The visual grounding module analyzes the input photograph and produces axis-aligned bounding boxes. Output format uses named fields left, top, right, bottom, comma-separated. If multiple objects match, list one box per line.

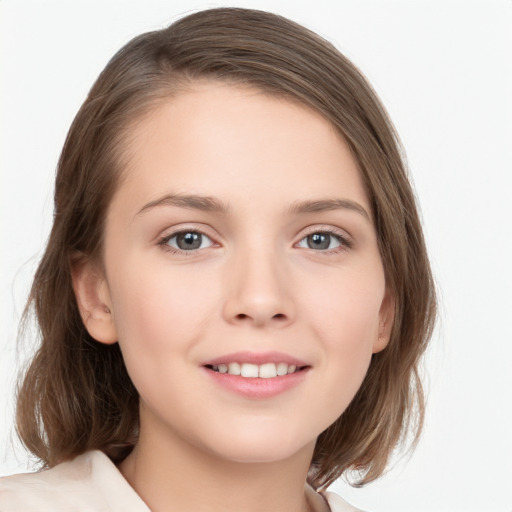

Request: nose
left=222, top=246, right=295, bottom=329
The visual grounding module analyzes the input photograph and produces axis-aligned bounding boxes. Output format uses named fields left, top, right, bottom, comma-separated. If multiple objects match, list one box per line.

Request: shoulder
left=322, top=490, right=367, bottom=512
left=0, top=450, right=149, bottom=512
left=306, top=484, right=366, bottom=512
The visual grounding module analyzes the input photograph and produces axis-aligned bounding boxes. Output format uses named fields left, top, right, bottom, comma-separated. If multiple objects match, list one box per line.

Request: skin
left=74, top=82, right=394, bottom=512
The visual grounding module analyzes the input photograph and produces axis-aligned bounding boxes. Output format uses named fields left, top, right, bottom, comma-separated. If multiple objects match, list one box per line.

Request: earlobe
left=71, top=260, right=118, bottom=345
left=373, top=289, right=395, bottom=353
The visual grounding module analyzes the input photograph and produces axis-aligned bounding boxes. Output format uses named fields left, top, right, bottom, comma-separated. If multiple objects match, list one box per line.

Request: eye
left=161, top=230, right=214, bottom=253
left=296, top=230, right=350, bottom=251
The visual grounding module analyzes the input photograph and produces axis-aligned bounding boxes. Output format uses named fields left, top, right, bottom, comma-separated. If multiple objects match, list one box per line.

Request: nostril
left=234, top=312, right=286, bottom=322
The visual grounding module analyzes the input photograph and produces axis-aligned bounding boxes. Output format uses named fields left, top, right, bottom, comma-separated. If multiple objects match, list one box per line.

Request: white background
left=1, top=1, right=511, bottom=511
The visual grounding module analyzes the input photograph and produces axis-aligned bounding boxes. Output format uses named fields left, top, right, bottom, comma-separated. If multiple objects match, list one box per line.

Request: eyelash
left=299, top=227, right=353, bottom=253
left=158, top=228, right=215, bottom=256
left=158, top=226, right=353, bottom=256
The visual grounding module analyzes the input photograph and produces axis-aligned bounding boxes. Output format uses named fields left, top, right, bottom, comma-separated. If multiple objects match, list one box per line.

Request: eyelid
left=156, top=223, right=353, bottom=256
left=157, top=225, right=220, bottom=256
left=300, top=224, right=352, bottom=238
left=295, top=225, right=354, bottom=251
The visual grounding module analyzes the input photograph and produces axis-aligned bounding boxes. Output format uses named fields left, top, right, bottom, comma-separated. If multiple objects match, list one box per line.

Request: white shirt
left=0, top=450, right=364, bottom=512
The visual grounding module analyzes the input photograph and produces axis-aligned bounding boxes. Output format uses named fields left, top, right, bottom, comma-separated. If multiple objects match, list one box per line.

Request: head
left=16, top=7, right=436, bottom=488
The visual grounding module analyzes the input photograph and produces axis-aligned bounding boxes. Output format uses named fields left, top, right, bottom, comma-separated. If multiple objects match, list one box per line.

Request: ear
left=373, top=288, right=395, bottom=354
left=71, top=260, right=118, bottom=345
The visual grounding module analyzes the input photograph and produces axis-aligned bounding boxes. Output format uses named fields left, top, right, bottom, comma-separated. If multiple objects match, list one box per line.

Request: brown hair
left=16, top=7, right=436, bottom=488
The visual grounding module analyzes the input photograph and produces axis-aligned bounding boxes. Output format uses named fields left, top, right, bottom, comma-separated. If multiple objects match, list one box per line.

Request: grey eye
left=298, top=232, right=342, bottom=250
left=167, top=231, right=213, bottom=251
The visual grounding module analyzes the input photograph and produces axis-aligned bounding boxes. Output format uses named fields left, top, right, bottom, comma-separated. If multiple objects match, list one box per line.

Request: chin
left=210, top=443, right=311, bottom=465
left=198, top=422, right=317, bottom=465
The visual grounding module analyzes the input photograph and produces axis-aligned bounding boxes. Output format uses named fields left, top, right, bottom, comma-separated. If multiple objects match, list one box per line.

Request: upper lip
left=202, top=351, right=309, bottom=367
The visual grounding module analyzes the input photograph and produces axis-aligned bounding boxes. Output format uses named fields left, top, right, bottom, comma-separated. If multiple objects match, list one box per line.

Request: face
left=79, top=82, right=393, bottom=465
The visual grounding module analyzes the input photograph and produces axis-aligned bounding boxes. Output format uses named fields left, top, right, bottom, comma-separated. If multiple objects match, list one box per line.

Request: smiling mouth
left=205, top=362, right=308, bottom=379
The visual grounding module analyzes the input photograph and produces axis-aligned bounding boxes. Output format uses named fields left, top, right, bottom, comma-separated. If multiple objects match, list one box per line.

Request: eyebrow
left=287, top=198, right=371, bottom=221
left=137, top=193, right=370, bottom=221
left=137, top=194, right=230, bottom=216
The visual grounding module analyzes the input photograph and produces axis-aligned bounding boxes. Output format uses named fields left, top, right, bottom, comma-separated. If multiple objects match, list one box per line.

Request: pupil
left=308, top=233, right=329, bottom=250
left=177, top=232, right=201, bottom=250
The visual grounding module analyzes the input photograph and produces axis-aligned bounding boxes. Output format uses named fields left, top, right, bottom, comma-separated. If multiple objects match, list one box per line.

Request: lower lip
left=203, top=368, right=309, bottom=399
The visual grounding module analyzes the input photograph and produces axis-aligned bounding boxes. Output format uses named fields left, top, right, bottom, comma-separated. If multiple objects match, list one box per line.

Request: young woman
left=0, top=8, right=436, bottom=512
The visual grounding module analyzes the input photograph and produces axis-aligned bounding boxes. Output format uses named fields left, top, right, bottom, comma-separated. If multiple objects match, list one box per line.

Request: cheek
left=106, top=258, right=220, bottom=390
left=110, top=258, right=213, bottom=339
left=308, top=267, right=384, bottom=344
left=304, top=270, right=385, bottom=400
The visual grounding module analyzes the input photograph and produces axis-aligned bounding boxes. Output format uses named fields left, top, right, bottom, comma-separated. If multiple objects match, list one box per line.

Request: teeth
left=211, top=362, right=301, bottom=378
left=241, top=363, right=259, bottom=378
left=228, top=362, right=241, bottom=375
left=276, top=362, right=288, bottom=376
left=259, top=363, right=277, bottom=379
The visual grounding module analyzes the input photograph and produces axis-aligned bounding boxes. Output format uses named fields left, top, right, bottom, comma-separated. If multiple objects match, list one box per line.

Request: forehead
left=111, top=82, right=370, bottom=216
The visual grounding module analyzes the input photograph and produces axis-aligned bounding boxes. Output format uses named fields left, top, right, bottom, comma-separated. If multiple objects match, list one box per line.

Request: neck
left=119, top=414, right=317, bottom=512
